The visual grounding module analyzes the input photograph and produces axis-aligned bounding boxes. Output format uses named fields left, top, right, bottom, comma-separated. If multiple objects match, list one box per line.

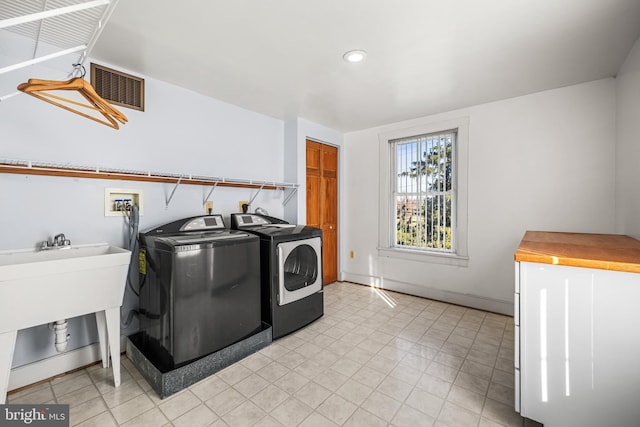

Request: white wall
left=342, top=79, right=617, bottom=314
left=0, top=61, right=286, bottom=368
left=616, top=36, right=640, bottom=238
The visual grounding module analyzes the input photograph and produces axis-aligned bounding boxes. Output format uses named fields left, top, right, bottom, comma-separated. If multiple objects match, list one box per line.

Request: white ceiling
left=90, top=0, right=640, bottom=132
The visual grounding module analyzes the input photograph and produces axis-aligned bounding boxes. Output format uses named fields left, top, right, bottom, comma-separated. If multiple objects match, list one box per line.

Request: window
left=393, top=130, right=456, bottom=252
left=378, top=117, right=468, bottom=266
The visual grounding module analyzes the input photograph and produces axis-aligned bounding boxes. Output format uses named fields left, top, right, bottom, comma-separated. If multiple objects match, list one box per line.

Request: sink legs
left=95, top=307, right=121, bottom=387
left=95, top=311, right=110, bottom=369
left=0, top=308, right=121, bottom=404
left=0, top=330, right=17, bottom=404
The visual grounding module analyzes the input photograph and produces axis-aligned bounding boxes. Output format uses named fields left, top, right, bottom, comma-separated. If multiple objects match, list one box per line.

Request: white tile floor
left=8, top=282, right=524, bottom=426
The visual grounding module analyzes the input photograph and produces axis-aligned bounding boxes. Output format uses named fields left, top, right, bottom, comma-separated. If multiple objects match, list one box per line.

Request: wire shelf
left=0, top=157, right=298, bottom=191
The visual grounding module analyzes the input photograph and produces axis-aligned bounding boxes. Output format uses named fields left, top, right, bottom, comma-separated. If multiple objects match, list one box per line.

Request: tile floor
left=8, top=282, right=524, bottom=426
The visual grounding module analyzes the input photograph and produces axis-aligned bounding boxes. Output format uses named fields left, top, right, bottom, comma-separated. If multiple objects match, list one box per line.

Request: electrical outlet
left=205, top=201, right=214, bottom=213
left=239, top=200, right=249, bottom=212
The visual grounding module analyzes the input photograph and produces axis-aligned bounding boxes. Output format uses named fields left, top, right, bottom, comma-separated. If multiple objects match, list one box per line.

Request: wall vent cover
left=91, top=63, right=145, bottom=111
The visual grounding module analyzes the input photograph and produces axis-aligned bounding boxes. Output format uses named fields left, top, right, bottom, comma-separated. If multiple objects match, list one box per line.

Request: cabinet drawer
left=514, top=292, right=520, bottom=326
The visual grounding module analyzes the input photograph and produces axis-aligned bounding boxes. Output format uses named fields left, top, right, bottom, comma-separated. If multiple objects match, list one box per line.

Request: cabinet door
left=519, top=262, right=640, bottom=426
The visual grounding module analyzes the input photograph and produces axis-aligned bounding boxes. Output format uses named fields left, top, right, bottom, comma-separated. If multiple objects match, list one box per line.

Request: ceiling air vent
left=91, top=63, right=145, bottom=111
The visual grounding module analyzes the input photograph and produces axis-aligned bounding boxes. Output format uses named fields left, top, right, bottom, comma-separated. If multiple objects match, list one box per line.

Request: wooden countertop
left=515, top=231, right=640, bottom=273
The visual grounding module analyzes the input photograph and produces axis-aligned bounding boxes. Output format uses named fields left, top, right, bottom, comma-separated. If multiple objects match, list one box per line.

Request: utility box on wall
left=105, top=188, right=143, bottom=216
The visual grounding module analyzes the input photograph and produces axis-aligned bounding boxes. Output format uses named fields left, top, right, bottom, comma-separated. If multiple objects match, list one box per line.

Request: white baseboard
left=8, top=336, right=127, bottom=392
left=340, top=272, right=513, bottom=315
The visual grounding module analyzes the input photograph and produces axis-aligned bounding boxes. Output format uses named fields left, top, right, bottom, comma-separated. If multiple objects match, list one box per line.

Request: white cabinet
left=515, top=261, right=640, bottom=426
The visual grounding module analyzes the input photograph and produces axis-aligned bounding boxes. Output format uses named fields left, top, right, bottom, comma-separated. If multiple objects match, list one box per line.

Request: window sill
left=378, top=247, right=469, bottom=267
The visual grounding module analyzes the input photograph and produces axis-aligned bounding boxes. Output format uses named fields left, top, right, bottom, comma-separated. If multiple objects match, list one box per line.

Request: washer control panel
left=179, top=215, right=225, bottom=231
left=234, top=214, right=271, bottom=226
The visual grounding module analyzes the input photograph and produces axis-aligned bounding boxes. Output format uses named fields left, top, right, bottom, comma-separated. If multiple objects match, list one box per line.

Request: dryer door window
left=283, top=244, right=318, bottom=291
left=277, top=236, right=322, bottom=305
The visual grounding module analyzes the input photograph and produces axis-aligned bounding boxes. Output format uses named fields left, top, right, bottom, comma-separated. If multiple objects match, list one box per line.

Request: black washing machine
left=230, top=213, right=323, bottom=339
left=137, top=215, right=261, bottom=371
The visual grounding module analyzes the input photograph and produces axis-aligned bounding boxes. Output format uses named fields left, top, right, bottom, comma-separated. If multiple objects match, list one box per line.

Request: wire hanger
left=17, top=64, right=128, bottom=129
left=73, top=63, right=87, bottom=78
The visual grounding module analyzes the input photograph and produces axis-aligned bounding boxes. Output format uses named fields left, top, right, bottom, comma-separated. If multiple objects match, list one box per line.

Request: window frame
left=378, top=117, right=469, bottom=267
left=392, top=129, right=457, bottom=253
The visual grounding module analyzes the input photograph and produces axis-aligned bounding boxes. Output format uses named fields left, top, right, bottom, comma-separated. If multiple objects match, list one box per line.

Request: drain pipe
left=53, top=320, right=69, bottom=352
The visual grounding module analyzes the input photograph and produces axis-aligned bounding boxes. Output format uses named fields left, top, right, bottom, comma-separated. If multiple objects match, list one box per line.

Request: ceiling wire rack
left=0, top=158, right=299, bottom=207
left=0, top=0, right=120, bottom=102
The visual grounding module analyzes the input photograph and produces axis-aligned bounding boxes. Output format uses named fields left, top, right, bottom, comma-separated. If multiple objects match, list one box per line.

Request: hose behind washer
left=121, top=205, right=139, bottom=328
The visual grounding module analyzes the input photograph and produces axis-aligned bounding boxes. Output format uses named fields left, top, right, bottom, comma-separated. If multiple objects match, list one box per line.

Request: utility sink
left=0, top=244, right=130, bottom=331
left=0, top=243, right=131, bottom=403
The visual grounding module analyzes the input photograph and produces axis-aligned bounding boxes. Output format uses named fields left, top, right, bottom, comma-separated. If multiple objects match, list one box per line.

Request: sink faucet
left=41, top=233, right=71, bottom=250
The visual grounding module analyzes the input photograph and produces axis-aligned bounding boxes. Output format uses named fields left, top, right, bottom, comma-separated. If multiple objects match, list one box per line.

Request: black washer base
left=126, top=323, right=272, bottom=399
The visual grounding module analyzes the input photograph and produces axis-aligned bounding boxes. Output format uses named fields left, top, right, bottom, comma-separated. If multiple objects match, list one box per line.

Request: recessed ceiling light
left=343, top=50, right=367, bottom=63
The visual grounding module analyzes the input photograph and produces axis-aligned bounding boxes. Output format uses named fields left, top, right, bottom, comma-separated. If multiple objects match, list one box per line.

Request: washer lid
left=248, top=225, right=322, bottom=239
left=152, top=231, right=257, bottom=250
left=171, top=233, right=252, bottom=244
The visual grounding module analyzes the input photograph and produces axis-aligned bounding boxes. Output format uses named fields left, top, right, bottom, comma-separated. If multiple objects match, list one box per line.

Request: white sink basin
left=0, top=243, right=130, bottom=332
